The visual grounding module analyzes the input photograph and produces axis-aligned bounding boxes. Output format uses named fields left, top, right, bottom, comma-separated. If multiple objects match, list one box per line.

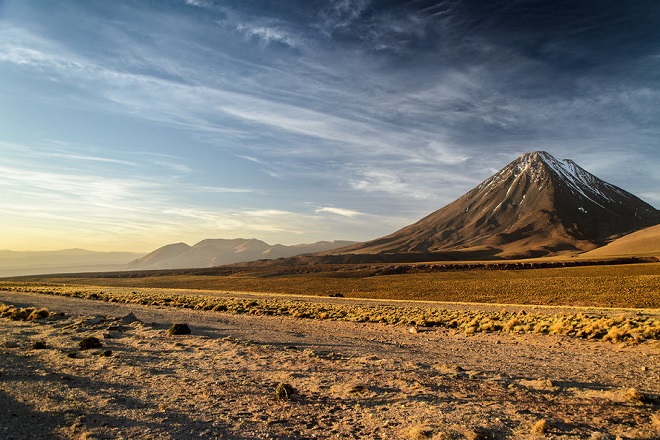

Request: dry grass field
left=2, top=261, right=659, bottom=344
left=17, top=261, right=660, bottom=308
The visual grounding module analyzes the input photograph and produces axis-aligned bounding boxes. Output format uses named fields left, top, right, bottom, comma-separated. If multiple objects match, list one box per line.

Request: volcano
left=334, top=151, right=660, bottom=259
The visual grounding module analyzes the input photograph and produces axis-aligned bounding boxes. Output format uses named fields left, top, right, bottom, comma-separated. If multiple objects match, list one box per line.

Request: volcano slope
left=328, top=151, right=660, bottom=261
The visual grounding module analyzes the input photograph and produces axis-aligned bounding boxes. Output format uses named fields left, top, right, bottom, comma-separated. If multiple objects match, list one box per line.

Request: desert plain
left=1, top=260, right=659, bottom=439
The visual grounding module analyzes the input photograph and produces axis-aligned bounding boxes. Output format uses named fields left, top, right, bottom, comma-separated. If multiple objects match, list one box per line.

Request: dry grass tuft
left=624, top=388, right=650, bottom=404
left=27, top=308, right=51, bottom=320
left=530, top=419, right=547, bottom=435
left=651, top=412, right=660, bottom=432
left=275, top=382, right=295, bottom=402
left=402, top=425, right=434, bottom=440
left=463, top=427, right=490, bottom=440
left=0, top=303, right=51, bottom=321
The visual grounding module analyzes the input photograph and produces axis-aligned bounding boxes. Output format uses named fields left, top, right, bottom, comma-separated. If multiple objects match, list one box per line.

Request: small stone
left=79, top=336, right=102, bottom=350
left=121, top=312, right=140, bottom=324
left=168, top=323, right=191, bottom=335
left=408, top=326, right=418, bottom=334
left=31, top=341, right=47, bottom=350
left=100, top=350, right=112, bottom=357
left=4, top=341, right=19, bottom=348
left=85, top=316, right=103, bottom=325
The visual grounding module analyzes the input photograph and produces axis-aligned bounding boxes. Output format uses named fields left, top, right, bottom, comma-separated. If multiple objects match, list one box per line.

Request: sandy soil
left=1, top=291, right=659, bottom=439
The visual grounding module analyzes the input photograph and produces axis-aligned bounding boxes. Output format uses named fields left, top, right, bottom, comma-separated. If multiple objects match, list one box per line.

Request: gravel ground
left=1, top=291, right=659, bottom=439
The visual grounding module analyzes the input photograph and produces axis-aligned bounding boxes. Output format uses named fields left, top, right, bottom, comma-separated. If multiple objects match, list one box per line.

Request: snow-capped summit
left=332, top=151, right=660, bottom=259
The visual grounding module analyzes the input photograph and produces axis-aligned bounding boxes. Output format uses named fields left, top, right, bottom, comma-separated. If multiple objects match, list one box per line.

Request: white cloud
left=183, top=184, right=256, bottom=194
left=321, top=0, right=370, bottom=31
left=421, top=141, right=470, bottom=165
left=0, top=24, right=475, bottom=175
left=0, top=165, right=161, bottom=210
left=236, top=155, right=264, bottom=164
left=47, top=152, right=137, bottom=167
left=236, top=23, right=299, bottom=48
left=315, top=207, right=363, bottom=217
left=161, top=207, right=314, bottom=235
left=184, top=0, right=211, bottom=8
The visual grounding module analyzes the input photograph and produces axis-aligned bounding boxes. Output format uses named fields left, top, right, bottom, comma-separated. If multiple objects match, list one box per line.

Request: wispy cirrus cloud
left=315, top=207, right=363, bottom=218
left=1, top=0, right=658, bottom=252
left=183, top=185, right=256, bottom=194
left=235, top=23, right=300, bottom=48
left=184, top=0, right=211, bottom=8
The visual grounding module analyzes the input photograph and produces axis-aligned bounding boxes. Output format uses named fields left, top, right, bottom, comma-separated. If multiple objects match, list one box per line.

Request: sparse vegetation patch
left=0, top=303, right=53, bottom=321
left=1, top=284, right=659, bottom=344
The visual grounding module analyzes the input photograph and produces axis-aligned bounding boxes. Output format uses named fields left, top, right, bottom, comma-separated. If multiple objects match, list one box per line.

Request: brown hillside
left=582, top=224, right=660, bottom=258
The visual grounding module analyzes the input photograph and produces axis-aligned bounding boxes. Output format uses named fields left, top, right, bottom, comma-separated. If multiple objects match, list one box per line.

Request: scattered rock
left=409, top=326, right=418, bottom=334
left=31, top=341, right=47, bottom=350
left=349, top=384, right=369, bottom=394
left=79, top=336, right=102, bottom=350
left=121, top=312, right=140, bottom=324
left=168, top=323, right=191, bottom=335
left=100, top=350, right=113, bottom=357
left=85, top=316, right=103, bottom=325
left=4, top=341, right=20, bottom=348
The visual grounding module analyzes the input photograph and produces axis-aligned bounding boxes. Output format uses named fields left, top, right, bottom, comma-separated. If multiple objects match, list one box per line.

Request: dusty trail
left=1, top=290, right=659, bottom=439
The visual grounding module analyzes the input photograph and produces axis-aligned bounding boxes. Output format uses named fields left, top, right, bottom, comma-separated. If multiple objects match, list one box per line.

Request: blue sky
left=1, top=0, right=659, bottom=252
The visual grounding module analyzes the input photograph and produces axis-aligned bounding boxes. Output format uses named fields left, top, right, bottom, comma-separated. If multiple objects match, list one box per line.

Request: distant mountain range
left=126, top=239, right=357, bottom=270
left=0, top=240, right=358, bottom=277
left=3, top=151, right=658, bottom=277
left=0, top=249, right=144, bottom=277
left=319, top=151, right=660, bottom=261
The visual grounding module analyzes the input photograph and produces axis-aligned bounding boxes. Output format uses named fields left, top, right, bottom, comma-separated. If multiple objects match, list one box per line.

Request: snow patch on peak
left=524, top=151, right=635, bottom=208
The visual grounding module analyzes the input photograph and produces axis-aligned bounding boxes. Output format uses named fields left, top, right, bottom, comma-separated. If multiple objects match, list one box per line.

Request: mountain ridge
left=126, top=239, right=358, bottom=270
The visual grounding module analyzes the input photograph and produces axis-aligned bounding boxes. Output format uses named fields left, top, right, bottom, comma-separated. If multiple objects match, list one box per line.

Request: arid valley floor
left=1, top=261, right=659, bottom=439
